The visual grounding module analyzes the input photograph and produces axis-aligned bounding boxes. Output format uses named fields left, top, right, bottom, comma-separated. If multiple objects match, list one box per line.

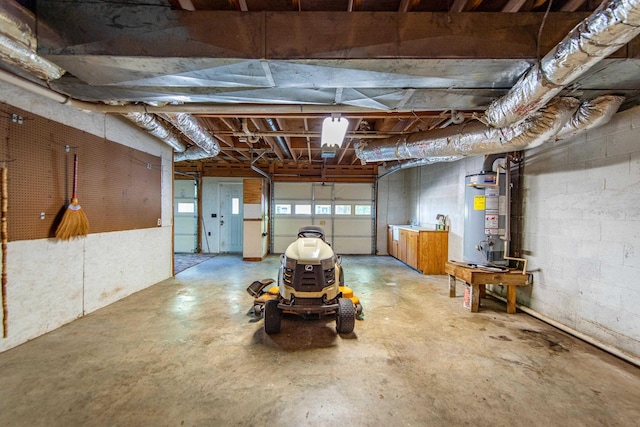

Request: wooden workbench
left=445, top=261, right=531, bottom=314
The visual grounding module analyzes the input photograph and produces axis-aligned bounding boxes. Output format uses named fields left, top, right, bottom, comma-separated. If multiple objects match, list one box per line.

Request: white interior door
left=174, top=179, right=197, bottom=253
left=219, top=183, right=243, bottom=253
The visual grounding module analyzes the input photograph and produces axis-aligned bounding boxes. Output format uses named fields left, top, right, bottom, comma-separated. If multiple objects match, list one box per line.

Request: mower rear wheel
left=336, top=298, right=355, bottom=334
left=264, top=299, right=281, bottom=334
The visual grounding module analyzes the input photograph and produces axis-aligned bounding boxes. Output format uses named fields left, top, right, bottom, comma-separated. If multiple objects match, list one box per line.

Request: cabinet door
left=406, top=231, right=418, bottom=269
left=398, top=230, right=406, bottom=262
left=418, top=231, right=449, bottom=274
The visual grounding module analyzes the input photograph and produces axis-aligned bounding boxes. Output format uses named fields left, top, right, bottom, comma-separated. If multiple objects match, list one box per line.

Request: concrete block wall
left=518, top=105, right=640, bottom=358
left=0, top=81, right=174, bottom=353
left=406, top=105, right=640, bottom=359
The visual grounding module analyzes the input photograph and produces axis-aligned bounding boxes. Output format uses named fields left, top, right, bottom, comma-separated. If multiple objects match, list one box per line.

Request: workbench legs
left=449, top=274, right=481, bottom=312
left=506, top=284, right=516, bottom=314
left=448, top=274, right=517, bottom=314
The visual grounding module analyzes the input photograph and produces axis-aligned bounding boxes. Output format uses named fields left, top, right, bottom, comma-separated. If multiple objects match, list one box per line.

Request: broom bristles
left=55, top=198, right=89, bottom=240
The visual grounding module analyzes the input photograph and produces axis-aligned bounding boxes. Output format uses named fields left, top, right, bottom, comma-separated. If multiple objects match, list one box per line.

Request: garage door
left=272, top=182, right=374, bottom=254
left=174, top=179, right=197, bottom=253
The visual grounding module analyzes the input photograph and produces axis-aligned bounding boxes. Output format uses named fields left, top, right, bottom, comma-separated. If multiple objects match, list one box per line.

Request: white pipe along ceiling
left=0, top=0, right=639, bottom=168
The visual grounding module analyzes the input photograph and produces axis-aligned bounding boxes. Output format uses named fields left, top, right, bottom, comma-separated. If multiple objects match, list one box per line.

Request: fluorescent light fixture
left=321, top=116, right=349, bottom=147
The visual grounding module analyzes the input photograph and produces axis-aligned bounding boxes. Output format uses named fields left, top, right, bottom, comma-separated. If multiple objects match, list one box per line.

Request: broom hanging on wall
left=55, top=153, right=89, bottom=240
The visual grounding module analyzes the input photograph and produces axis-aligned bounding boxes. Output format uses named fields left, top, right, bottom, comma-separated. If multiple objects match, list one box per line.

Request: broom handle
left=2, top=167, right=7, bottom=338
left=72, top=154, right=78, bottom=200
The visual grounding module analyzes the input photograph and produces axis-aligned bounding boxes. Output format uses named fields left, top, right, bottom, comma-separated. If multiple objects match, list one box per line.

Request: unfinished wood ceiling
left=18, top=0, right=640, bottom=181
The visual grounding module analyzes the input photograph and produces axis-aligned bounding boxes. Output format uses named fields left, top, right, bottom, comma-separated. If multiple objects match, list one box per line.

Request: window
left=315, top=204, right=331, bottom=215
left=355, top=205, right=371, bottom=215
left=177, top=203, right=195, bottom=213
left=335, top=204, right=351, bottom=215
left=275, top=204, right=291, bottom=214
left=232, top=198, right=240, bottom=215
left=295, top=204, right=312, bottom=215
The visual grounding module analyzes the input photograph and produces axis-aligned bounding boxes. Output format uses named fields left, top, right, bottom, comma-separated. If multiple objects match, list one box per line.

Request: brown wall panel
left=0, top=103, right=161, bottom=241
left=243, top=179, right=263, bottom=204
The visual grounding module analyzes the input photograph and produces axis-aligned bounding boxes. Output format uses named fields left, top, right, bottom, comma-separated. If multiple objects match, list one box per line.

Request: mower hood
left=285, top=237, right=334, bottom=263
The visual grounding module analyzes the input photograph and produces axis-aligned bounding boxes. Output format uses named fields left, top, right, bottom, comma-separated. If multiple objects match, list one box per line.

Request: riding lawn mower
left=247, top=225, right=363, bottom=334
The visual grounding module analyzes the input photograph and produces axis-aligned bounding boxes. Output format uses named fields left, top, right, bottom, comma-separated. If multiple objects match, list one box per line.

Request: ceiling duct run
left=356, top=97, right=580, bottom=163
left=122, top=113, right=186, bottom=153
left=174, top=146, right=214, bottom=162
left=264, top=118, right=293, bottom=159
left=378, top=156, right=463, bottom=180
left=483, top=0, right=640, bottom=129
left=356, top=95, right=624, bottom=163
left=162, top=113, right=221, bottom=159
left=0, top=2, right=64, bottom=81
left=555, top=94, right=625, bottom=139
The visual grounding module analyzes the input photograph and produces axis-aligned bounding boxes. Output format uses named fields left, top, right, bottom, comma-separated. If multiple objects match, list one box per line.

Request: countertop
left=389, top=224, right=448, bottom=232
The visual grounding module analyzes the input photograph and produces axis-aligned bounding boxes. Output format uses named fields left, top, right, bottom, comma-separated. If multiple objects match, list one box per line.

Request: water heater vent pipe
left=500, top=156, right=528, bottom=274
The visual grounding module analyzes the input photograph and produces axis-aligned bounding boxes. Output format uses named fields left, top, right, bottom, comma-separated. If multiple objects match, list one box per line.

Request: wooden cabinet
left=418, top=230, right=448, bottom=274
left=388, top=225, right=448, bottom=274
left=398, top=228, right=408, bottom=262
left=405, top=230, right=418, bottom=269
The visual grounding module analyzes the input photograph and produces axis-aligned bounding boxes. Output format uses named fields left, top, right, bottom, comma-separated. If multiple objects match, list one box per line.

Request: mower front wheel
left=336, top=298, right=355, bottom=334
left=264, top=299, right=281, bottom=334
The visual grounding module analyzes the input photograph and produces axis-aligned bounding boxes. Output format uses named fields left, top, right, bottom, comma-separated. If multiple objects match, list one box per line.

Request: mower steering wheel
left=298, top=231, right=323, bottom=239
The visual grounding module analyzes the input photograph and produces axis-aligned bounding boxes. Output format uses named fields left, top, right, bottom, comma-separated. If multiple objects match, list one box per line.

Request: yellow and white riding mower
left=247, top=226, right=363, bottom=334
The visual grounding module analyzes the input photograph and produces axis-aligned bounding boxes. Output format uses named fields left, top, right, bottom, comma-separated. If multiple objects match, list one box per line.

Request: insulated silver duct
left=377, top=157, right=462, bottom=180
left=174, top=146, right=212, bottom=162
left=0, top=0, right=35, bottom=48
left=265, top=118, right=293, bottom=159
left=0, top=27, right=65, bottom=82
left=122, top=112, right=186, bottom=153
left=356, top=97, right=580, bottom=163
left=163, top=113, right=220, bottom=157
left=555, top=94, right=625, bottom=139
left=484, top=0, right=640, bottom=128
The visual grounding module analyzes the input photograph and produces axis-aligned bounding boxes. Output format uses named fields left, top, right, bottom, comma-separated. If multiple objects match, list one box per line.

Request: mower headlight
left=321, top=257, right=334, bottom=270
left=282, top=256, right=297, bottom=286
left=284, top=255, right=297, bottom=270
left=321, top=257, right=336, bottom=286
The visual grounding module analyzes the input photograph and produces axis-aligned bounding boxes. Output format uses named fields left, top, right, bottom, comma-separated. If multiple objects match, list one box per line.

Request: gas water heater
left=463, top=171, right=508, bottom=266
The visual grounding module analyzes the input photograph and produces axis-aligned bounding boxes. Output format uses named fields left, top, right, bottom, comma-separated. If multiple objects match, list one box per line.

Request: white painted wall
left=376, top=167, right=411, bottom=254
left=405, top=105, right=640, bottom=358
left=0, top=81, right=173, bottom=353
left=405, top=157, right=483, bottom=261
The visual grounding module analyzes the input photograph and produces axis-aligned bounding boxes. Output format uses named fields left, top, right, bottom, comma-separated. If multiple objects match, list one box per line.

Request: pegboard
left=0, top=102, right=161, bottom=241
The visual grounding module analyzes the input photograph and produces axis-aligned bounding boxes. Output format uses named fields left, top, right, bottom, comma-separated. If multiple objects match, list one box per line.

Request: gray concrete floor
left=1, top=255, right=639, bottom=426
